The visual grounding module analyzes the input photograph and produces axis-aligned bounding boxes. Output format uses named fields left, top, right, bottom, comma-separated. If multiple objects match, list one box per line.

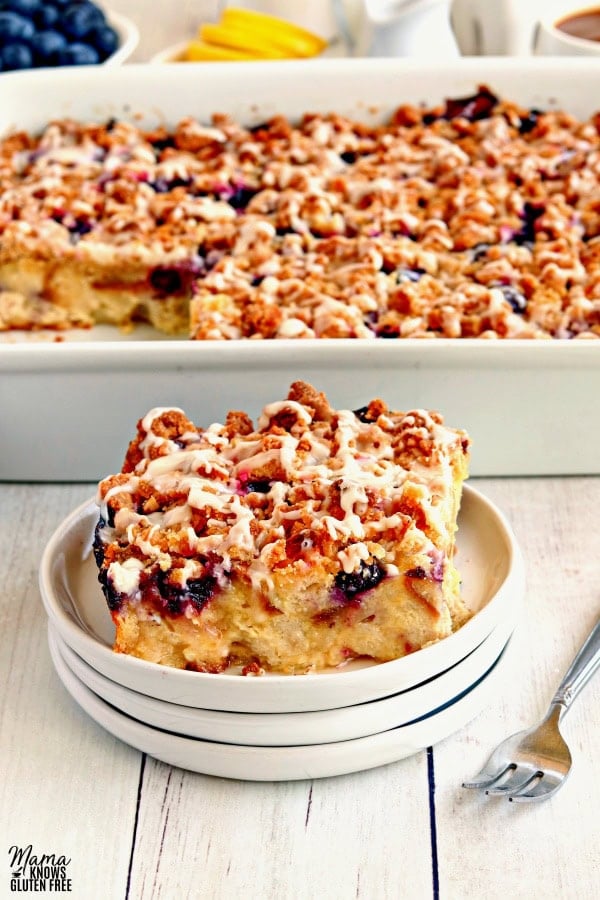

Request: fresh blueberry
left=519, top=108, right=543, bottom=135
left=353, top=405, right=374, bottom=423
left=68, top=218, right=93, bottom=241
left=496, top=284, right=528, bottom=313
left=226, top=185, right=257, bottom=210
left=57, top=42, right=100, bottom=65
left=149, top=134, right=176, bottom=152
left=362, top=311, right=378, bottom=332
left=29, top=29, right=67, bottom=65
left=98, top=571, right=125, bottom=611
left=104, top=503, right=116, bottom=528
left=0, top=0, right=41, bottom=15
left=62, top=2, right=105, bottom=40
left=0, top=11, right=35, bottom=44
left=513, top=202, right=544, bottom=245
left=95, top=553, right=125, bottom=611
left=33, top=4, right=59, bottom=29
left=87, top=23, right=118, bottom=60
left=334, top=560, right=386, bottom=600
left=150, top=267, right=184, bottom=295
left=92, top=518, right=106, bottom=567
left=157, top=572, right=216, bottom=615
left=149, top=260, right=204, bottom=295
left=377, top=326, right=400, bottom=338
left=469, top=242, right=491, bottom=262
left=396, top=267, right=425, bottom=283
left=185, top=577, right=217, bottom=611
left=150, top=176, right=191, bottom=193
left=0, top=41, right=32, bottom=69
left=149, top=177, right=169, bottom=193
left=442, top=87, right=498, bottom=122
left=247, top=480, right=271, bottom=493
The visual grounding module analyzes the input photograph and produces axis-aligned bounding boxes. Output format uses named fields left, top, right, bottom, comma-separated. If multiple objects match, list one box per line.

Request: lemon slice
left=185, top=39, right=258, bottom=62
left=221, top=7, right=327, bottom=57
left=200, top=24, right=290, bottom=59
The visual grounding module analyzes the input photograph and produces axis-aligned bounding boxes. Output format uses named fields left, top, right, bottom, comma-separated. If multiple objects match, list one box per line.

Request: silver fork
left=463, top=615, right=600, bottom=802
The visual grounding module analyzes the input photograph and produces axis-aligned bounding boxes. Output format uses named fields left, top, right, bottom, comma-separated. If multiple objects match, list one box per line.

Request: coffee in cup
left=534, top=3, right=600, bottom=55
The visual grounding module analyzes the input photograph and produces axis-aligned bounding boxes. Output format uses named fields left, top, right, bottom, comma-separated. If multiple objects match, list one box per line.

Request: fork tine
left=484, top=768, right=539, bottom=796
left=462, top=765, right=515, bottom=790
left=508, top=773, right=566, bottom=803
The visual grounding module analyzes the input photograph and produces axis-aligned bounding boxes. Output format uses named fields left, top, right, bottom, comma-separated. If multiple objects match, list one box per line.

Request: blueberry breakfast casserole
left=94, top=382, right=471, bottom=674
left=2, top=86, right=600, bottom=338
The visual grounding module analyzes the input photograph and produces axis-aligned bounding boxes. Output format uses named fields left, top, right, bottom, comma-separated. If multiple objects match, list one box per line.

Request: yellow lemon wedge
left=180, top=7, right=328, bottom=63
left=185, top=40, right=258, bottom=62
left=199, top=23, right=290, bottom=58
left=220, top=7, right=328, bottom=57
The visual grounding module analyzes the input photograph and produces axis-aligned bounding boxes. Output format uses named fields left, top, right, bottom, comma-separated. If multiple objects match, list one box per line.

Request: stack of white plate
left=40, top=485, right=525, bottom=782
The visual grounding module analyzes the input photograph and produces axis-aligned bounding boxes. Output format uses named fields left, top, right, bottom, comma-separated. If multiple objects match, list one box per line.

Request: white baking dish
left=1, top=58, right=599, bottom=480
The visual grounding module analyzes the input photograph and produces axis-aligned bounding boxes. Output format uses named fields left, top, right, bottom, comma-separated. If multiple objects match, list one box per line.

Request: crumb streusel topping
left=95, top=382, right=468, bottom=612
left=3, top=86, right=600, bottom=338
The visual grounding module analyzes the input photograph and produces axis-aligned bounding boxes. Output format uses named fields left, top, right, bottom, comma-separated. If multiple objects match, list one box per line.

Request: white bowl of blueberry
left=0, top=1, right=139, bottom=71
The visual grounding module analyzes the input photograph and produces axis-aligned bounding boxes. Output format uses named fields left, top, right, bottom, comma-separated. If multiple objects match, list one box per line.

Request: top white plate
left=39, top=483, right=524, bottom=713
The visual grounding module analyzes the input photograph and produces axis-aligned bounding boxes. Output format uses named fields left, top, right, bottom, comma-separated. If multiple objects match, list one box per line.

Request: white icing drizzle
left=108, top=558, right=144, bottom=595
left=97, top=394, right=466, bottom=598
left=258, top=400, right=313, bottom=430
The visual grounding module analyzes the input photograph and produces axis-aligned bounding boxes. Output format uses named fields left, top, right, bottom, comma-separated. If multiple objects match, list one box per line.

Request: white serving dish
left=1, top=59, right=599, bottom=479
left=47, top=620, right=512, bottom=781
left=103, top=10, right=140, bottom=65
left=51, top=612, right=515, bottom=745
left=38, top=483, right=525, bottom=714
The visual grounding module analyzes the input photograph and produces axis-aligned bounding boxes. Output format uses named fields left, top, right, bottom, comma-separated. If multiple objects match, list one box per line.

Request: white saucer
left=39, top=484, right=524, bottom=713
left=149, top=39, right=347, bottom=64
left=47, top=624, right=512, bottom=781
left=50, top=611, right=516, bottom=746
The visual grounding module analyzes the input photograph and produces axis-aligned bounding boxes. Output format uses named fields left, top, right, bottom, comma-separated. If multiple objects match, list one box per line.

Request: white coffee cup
left=533, top=2, right=600, bottom=55
left=450, top=0, right=562, bottom=56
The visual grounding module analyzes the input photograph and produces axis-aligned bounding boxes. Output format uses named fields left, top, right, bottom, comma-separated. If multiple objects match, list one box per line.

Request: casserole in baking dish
left=1, top=59, right=598, bottom=478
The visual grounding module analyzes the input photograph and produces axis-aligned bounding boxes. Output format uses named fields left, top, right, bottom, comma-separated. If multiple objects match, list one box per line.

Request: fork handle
left=551, top=616, right=600, bottom=714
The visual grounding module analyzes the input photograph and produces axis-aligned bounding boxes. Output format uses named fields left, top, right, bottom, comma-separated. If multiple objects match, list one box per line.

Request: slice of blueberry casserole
left=94, top=382, right=471, bottom=674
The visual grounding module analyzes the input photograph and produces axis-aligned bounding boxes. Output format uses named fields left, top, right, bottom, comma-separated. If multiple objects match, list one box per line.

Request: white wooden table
left=1, top=478, right=599, bottom=899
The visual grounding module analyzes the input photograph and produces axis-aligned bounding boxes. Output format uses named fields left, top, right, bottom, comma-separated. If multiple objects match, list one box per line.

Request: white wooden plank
left=128, top=752, right=434, bottom=900
left=0, top=485, right=139, bottom=900
left=434, top=478, right=600, bottom=900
